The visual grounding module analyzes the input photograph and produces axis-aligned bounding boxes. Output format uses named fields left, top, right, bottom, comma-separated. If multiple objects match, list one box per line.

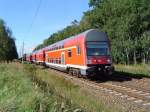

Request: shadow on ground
left=36, top=65, right=150, bottom=83
left=92, top=71, right=150, bottom=83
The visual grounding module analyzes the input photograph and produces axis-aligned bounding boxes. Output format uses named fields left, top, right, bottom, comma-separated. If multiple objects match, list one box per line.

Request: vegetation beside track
left=0, top=63, right=82, bottom=112
left=2, top=63, right=148, bottom=112
left=23, top=64, right=127, bottom=112
left=115, top=64, right=150, bottom=77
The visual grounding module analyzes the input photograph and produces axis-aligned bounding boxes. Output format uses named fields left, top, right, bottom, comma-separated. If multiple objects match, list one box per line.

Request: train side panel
left=36, top=50, right=45, bottom=65
left=64, top=35, right=85, bottom=66
left=45, top=34, right=86, bottom=72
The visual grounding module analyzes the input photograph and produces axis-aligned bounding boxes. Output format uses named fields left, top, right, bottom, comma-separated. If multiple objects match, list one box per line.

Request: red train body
left=36, top=49, right=46, bottom=65
left=26, top=29, right=114, bottom=76
left=26, top=54, right=32, bottom=62
left=31, top=51, right=37, bottom=63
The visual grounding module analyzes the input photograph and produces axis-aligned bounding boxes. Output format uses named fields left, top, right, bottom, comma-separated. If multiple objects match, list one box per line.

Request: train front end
left=85, top=29, right=114, bottom=76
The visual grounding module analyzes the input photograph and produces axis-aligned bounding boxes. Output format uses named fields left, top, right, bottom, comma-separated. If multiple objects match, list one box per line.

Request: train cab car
left=45, top=29, right=114, bottom=77
left=84, top=30, right=114, bottom=76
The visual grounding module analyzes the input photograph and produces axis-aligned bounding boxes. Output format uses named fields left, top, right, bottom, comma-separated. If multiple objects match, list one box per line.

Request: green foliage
left=115, top=64, right=150, bottom=77
left=88, top=0, right=150, bottom=64
left=34, top=0, right=150, bottom=64
left=27, top=64, right=122, bottom=112
left=0, top=63, right=84, bottom=112
left=0, top=19, right=18, bottom=61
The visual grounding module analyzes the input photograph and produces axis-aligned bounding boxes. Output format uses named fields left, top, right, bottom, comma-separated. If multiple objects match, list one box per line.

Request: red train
left=26, top=29, right=114, bottom=77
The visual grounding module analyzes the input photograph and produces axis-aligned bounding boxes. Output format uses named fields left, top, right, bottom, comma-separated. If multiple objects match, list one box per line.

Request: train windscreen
left=86, top=42, right=110, bottom=56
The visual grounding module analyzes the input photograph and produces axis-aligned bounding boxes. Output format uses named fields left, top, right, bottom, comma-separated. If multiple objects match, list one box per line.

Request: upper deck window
left=87, top=42, right=110, bottom=56
left=76, top=45, right=81, bottom=55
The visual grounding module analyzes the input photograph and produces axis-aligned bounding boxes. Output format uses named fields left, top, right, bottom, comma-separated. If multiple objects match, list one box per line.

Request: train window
left=56, top=59, right=58, bottom=63
left=56, top=58, right=58, bottom=64
left=55, top=59, right=57, bottom=63
left=59, top=58, right=61, bottom=64
left=87, top=42, right=110, bottom=56
left=68, top=49, right=72, bottom=57
left=76, top=45, right=81, bottom=55
left=58, top=59, right=59, bottom=63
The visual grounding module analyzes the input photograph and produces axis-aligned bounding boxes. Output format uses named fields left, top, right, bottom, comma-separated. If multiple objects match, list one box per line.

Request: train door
left=61, top=52, right=65, bottom=65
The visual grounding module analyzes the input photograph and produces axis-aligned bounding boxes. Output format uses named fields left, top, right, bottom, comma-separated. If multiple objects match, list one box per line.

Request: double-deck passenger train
left=26, top=29, right=114, bottom=77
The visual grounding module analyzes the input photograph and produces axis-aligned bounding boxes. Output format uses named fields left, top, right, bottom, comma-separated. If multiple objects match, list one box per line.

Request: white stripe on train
left=45, top=62, right=89, bottom=70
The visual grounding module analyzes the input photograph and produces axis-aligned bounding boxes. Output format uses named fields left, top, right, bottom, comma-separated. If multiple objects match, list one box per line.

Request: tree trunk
left=146, top=51, right=149, bottom=64
left=133, top=50, right=137, bottom=65
left=125, top=48, right=129, bottom=65
left=143, top=53, right=146, bottom=64
left=143, top=49, right=149, bottom=64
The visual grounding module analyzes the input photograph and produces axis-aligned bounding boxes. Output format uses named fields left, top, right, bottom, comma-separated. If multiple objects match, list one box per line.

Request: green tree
left=0, top=19, right=18, bottom=61
left=88, top=0, right=150, bottom=64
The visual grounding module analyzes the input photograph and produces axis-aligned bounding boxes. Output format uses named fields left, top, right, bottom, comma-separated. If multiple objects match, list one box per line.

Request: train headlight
left=98, top=59, right=101, bottom=63
left=107, top=59, right=112, bottom=63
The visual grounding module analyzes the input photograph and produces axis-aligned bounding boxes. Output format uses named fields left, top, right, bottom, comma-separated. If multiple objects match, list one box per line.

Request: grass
left=115, top=64, right=150, bottom=77
left=0, top=63, right=82, bottom=112
left=23, top=64, right=123, bottom=112
left=1, top=63, right=139, bottom=112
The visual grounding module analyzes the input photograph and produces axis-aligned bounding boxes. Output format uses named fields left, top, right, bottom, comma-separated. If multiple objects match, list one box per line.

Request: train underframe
left=67, top=64, right=114, bottom=78
left=86, top=64, right=114, bottom=77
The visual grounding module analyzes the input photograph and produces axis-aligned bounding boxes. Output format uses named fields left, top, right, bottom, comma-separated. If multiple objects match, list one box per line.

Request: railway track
left=76, top=79, right=150, bottom=109
left=46, top=68, right=150, bottom=110
left=105, top=74, right=150, bottom=93
left=34, top=64, right=150, bottom=110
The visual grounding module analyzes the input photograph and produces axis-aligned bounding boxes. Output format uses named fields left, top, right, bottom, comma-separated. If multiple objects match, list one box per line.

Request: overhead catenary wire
left=27, top=0, right=42, bottom=35
left=22, top=0, right=42, bottom=56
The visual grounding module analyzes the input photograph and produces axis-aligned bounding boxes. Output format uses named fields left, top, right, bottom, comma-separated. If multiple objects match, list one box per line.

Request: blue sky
left=0, top=0, right=89, bottom=55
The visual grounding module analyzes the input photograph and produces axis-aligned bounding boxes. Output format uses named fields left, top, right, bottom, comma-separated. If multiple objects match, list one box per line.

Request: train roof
left=35, top=29, right=108, bottom=52
left=84, top=29, right=108, bottom=42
